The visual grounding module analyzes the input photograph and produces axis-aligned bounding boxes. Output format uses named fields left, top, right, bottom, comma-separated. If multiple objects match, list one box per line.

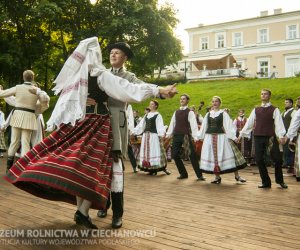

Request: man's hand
left=159, top=83, right=178, bottom=99
left=235, top=137, right=241, bottom=144
left=280, top=137, right=288, bottom=145
left=86, top=97, right=97, bottom=106
left=28, top=86, right=39, bottom=95
left=279, top=137, right=287, bottom=145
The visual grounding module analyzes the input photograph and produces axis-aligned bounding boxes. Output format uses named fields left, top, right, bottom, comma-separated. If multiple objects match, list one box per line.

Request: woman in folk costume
left=0, top=71, right=50, bottom=170
left=197, top=96, right=247, bottom=184
left=132, top=100, right=171, bottom=175
left=233, top=109, right=252, bottom=163
left=5, top=37, right=177, bottom=229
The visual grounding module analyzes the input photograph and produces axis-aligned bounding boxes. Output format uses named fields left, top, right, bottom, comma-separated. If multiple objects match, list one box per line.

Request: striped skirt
left=4, top=114, right=113, bottom=210
left=0, top=131, right=6, bottom=152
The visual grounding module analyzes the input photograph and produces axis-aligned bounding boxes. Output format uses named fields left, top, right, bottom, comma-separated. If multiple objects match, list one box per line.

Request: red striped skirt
left=4, top=114, right=113, bottom=210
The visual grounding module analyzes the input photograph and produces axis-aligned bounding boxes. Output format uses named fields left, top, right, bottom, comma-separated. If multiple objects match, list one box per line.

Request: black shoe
left=177, top=175, right=188, bottom=179
left=278, top=183, right=288, bottom=189
left=196, top=176, right=206, bottom=181
left=148, top=171, right=157, bottom=175
left=133, top=169, right=138, bottom=173
left=74, top=210, right=98, bottom=229
left=235, top=176, right=247, bottom=183
left=97, top=209, right=107, bottom=218
left=296, top=177, right=300, bottom=182
left=163, top=169, right=171, bottom=175
left=211, top=177, right=221, bottom=184
left=258, top=184, right=271, bottom=188
left=74, top=211, right=91, bottom=225
left=112, top=217, right=122, bottom=229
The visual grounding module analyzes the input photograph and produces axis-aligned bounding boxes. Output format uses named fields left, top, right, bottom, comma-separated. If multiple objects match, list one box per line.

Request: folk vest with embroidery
left=236, top=117, right=247, bottom=132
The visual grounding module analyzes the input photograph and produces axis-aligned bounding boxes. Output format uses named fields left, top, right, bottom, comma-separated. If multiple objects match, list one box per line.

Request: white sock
left=78, top=200, right=92, bottom=216
left=76, top=196, right=84, bottom=209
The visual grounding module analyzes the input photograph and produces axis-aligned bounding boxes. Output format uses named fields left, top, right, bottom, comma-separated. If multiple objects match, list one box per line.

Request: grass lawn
left=42, top=77, right=299, bottom=126
left=132, top=77, right=300, bottom=124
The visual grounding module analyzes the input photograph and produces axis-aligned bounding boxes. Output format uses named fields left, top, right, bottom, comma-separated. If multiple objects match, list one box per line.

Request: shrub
left=142, top=76, right=186, bottom=86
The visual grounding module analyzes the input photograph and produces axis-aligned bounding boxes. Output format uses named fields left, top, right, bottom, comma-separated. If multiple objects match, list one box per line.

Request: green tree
left=0, top=0, right=182, bottom=91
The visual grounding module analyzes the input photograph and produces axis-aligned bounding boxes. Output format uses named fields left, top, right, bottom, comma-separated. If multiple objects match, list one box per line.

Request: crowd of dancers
left=129, top=93, right=300, bottom=188
left=0, top=37, right=299, bottom=232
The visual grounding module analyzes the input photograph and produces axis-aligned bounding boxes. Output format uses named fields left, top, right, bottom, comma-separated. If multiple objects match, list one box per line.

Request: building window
left=287, top=24, right=298, bottom=40
left=233, top=32, right=243, bottom=46
left=257, top=58, right=270, bottom=78
left=216, top=33, right=225, bottom=48
left=285, top=56, right=300, bottom=77
left=201, top=37, right=208, bottom=50
left=236, top=60, right=245, bottom=69
left=258, top=28, right=268, bottom=43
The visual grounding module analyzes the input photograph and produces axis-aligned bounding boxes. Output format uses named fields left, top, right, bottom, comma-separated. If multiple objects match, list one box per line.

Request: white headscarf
left=47, top=37, right=105, bottom=131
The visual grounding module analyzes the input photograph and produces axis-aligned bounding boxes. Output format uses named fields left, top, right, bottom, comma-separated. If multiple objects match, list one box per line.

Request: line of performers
left=130, top=91, right=300, bottom=189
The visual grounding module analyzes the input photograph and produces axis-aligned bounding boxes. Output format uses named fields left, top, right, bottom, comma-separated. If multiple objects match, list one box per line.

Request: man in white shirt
left=238, top=89, right=287, bottom=188
left=166, top=94, right=205, bottom=181
left=284, top=109, right=300, bottom=181
left=281, top=98, right=296, bottom=173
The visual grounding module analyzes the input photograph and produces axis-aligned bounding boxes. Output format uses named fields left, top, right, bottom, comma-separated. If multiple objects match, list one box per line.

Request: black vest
left=282, top=109, right=294, bottom=130
left=144, top=114, right=158, bottom=133
left=86, top=75, right=109, bottom=114
left=206, top=112, right=224, bottom=134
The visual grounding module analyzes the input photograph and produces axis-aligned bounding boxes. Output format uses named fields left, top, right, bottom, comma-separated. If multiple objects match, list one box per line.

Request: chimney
left=274, top=8, right=282, bottom=15
left=260, top=10, right=268, bottom=17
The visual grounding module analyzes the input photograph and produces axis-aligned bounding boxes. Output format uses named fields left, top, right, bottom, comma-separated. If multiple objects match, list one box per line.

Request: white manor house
left=157, top=9, right=300, bottom=80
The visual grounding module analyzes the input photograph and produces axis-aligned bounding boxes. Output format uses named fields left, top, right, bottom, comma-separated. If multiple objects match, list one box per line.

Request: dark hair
left=151, top=99, right=159, bottom=109
left=145, top=108, right=150, bottom=112
left=180, top=94, right=190, bottom=101
left=261, top=88, right=271, bottom=96
left=285, top=98, right=293, bottom=105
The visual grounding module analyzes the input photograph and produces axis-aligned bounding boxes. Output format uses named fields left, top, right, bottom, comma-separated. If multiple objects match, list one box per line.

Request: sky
left=158, top=0, right=300, bottom=53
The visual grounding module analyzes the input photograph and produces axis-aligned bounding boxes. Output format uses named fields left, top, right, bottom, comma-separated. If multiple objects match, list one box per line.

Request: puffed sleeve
left=156, top=113, right=165, bottom=137
left=197, top=113, right=209, bottom=140
left=132, top=115, right=146, bottom=135
left=223, top=111, right=237, bottom=140
left=97, top=71, right=159, bottom=103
